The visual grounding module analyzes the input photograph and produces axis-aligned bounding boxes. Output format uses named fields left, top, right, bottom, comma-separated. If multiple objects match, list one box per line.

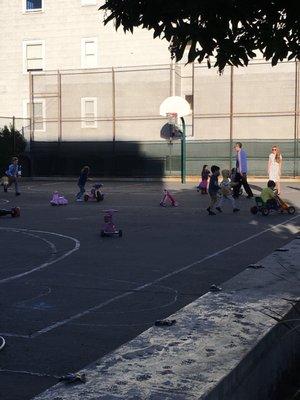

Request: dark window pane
left=26, top=0, right=42, bottom=10
left=185, top=94, right=194, bottom=110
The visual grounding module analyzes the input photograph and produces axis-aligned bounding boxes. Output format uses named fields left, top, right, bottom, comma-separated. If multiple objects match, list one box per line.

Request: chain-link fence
left=26, top=60, right=300, bottom=176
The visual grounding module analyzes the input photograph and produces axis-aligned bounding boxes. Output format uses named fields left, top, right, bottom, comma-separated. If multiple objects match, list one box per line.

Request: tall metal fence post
left=181, top=117, right=186, bottom=183
left=229, top=66, right=234, bottom=169
left=112, top=67, right=116, bottom=175
left=192, top=62, right=195, bottom=139
left=12, top=116, right=16, bottom=155
left=58, top=70, right=62, bottom=142
left=170, top=61, right=175, bottom=96
left=294, top=60, right=299, bottom=177
left=29, top=72, right=34, bottom=142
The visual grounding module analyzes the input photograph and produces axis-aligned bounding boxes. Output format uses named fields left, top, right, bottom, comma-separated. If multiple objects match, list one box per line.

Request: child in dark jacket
left=76, top=166, right=90, bottom=201
left=207, top=165, right=221, bottom=215
left=197, top=164, right=210, bottom=194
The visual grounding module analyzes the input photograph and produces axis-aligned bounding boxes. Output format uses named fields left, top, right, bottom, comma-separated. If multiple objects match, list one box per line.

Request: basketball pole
left=180, top=117, right=186, bottom=183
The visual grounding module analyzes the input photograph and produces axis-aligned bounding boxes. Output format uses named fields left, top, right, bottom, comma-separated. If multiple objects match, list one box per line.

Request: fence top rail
left=29, top=59, right=298, bottom=78
left=31, top=64, right=171, bottom=77
left=0, top=116, right=30, bottom=121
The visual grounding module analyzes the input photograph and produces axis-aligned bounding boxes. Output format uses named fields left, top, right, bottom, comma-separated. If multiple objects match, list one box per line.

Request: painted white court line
left=0, top=332, right=30, bottom=339
left=30, top=214, right=299, bottom=338
left=0, top=228, right=80, bottom=284
left=19, top=231, right=58, bottom=259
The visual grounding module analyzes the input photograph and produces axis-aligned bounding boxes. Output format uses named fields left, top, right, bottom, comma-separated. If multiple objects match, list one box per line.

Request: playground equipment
left=0, top=207, right=20, bottom=217
left=101, top=209, right=122, bottom=237
left=50, top=191, right=68, bottom=206
left=251, top=196, right=295, bottom=216
left=159, top=96, right=191, bottom=183
left=84, top=183, right=104, bottom=202
left=160, top=189, right=178, bottom=207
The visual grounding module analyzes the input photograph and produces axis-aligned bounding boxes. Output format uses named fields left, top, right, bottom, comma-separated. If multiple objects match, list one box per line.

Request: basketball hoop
left=160, top=112, right=182, bottom=141
left=159, top=96, right=191, bottom=118
left=166, top=112, right=178, bottom=126
left=159, top=96, right=191, bottom=183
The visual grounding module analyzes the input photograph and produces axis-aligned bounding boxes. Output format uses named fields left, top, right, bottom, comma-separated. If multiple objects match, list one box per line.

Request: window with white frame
left=81, top=98, right=97, bottom=128
left=23, top=40, right=45, bottom=72
left=24, top=99, right=46, bottom=132
left=23, top=0, right=43, bottom=12
left=81, top=38, right=98, bottom=68
left=81, top=0, right=97, bottom=5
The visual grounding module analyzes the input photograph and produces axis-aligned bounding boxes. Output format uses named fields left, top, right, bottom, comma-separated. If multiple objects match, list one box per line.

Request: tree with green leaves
left=100, top=0, right=300, bottom=71
left=0, top=125, right=27, bottom=173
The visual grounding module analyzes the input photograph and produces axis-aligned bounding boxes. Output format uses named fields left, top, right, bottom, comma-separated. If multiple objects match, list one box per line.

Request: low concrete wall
left=34, top=237, right=300, bottom=400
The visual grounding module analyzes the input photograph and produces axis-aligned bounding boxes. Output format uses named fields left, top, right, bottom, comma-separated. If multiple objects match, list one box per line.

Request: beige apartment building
left=0, top=0, right=299, bottom=177
left=0, top=0, right=170, bottom=124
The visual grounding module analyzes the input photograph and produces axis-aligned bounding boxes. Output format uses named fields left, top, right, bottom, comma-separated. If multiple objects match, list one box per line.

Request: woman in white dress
left=268, top=145, right=283, bottom=194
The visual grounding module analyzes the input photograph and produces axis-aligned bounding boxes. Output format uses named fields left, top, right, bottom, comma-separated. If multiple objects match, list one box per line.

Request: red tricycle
left=101, top=209, right=122, bottom=237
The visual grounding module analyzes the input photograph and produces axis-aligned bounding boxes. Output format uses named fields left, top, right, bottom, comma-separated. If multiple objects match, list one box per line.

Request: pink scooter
left=160, top=189, right=178, bottom=207
left=50, top=191, right=68, bottom=206
left=101, top=209, right=122, bottom=237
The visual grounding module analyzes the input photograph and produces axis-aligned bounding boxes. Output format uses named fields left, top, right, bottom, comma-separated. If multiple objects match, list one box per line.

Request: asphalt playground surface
left=0, top=180, right=299, bottom=400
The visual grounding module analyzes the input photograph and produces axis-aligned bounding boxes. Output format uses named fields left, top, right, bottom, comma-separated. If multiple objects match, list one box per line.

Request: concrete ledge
left=34, top=238, right=300, bottom=400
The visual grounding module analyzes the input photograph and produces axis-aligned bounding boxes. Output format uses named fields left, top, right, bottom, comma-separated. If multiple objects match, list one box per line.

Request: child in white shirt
left=216, top=169, right=239, bottom=213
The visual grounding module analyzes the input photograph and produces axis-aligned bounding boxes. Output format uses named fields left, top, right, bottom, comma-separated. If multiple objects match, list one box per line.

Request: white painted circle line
left=0, top=336, right=5, bottom=351
left=0, top=228, right=80, bottom=284
left=19, top=231, right=58, bottom=260
left=32, top=215, right=299, bottom=337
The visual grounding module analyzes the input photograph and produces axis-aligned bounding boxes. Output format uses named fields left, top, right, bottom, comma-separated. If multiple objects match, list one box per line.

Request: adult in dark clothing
left=233, top=142, right=253, bottom=198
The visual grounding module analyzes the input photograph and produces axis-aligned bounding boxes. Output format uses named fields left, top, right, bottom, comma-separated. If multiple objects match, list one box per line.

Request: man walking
left=233, top=142, right=253, bottom=198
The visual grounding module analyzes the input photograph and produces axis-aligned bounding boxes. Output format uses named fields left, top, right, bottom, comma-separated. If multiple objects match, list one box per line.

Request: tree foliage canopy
left=0, top=125, right=27, bottom=171
left=100, top=0, right=300, bottom=71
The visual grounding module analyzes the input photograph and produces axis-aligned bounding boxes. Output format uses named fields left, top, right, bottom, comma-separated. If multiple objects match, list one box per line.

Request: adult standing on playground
left=233, top=142, right=253, bottom=198
left=268, top=145, right=283, bottom=195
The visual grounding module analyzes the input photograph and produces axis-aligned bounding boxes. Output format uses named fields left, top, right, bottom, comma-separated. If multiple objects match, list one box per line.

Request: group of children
left=197, top=164, right=282, bottom=216
left=197, top=165, right=240, bottom=215
left=1, top=160, right=92, bottom=202
left=1, top=157, right=284, bottom=214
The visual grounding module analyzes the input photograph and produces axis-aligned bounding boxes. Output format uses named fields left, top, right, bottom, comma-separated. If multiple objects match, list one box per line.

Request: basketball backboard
left=159, top=96, right=191, bottom=118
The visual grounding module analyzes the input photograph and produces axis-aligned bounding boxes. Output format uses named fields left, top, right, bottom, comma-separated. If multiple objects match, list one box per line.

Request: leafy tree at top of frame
left=99, top=0, right=300, bottom=71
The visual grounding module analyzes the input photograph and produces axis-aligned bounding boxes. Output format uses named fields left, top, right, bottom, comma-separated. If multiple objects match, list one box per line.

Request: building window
left=23, top=40, right=45, bottom=72
left=81, top=98, right=98, bottom=128
left=185, top=94, right=194, bottom=110
left=24, top=99, right=46, bottom=132
left=24, top=0, right=43, bottom=12
left=81, top=0, right=97, bottom=5
left=81, top=38, right=98, bottom=68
